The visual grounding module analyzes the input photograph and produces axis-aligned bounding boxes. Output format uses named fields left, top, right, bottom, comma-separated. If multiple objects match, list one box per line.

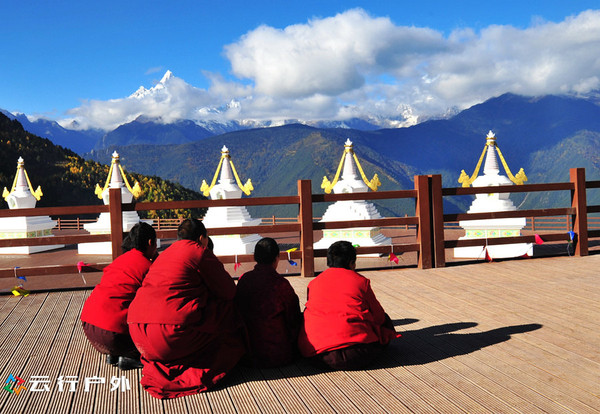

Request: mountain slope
left=0, top=110, right=102, bottom=154
left=95, top=117, right=216, bottom=149
left=85, top=93, right=600, bottom=216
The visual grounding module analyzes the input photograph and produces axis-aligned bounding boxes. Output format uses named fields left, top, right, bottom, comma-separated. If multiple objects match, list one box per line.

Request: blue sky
left=2, top=1, right=599, bottom=129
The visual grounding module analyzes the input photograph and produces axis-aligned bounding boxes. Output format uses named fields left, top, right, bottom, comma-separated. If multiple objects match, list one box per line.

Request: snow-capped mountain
left=1, top=70, right=441, bottom=152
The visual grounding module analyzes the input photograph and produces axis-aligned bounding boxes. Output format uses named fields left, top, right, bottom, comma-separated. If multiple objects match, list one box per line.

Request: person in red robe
left=81, top=222, right=157, bottom=370
left=235, top=237, right=302, bottom=368
left=128, top=218, right=245, bottom=399
left=298, top=240, right=398, bottom=370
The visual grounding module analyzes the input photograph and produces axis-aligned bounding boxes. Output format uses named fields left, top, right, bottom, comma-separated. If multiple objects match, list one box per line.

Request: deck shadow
left=382, top=321, right=543, bottom=367
left=146, top=321, right=544, bottom=393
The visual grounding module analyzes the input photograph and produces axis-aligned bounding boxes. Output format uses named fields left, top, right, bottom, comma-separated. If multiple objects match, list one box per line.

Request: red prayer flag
left=485, top=248, right=493, bottom=262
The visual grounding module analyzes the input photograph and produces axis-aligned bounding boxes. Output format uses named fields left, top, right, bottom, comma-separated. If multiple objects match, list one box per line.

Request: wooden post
left=429, top=174, right=445, bottom=268
left=298, top=180, right=315, bottom=277
left=570, top=168, right=588, bottom=256
left=109, top=188, right=124, bottom=260
left=414, top=175, right=433, bottom=269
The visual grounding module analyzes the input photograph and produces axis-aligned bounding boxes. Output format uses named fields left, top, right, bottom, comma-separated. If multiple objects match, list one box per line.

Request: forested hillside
left=0, top=113, right=204, bottom=218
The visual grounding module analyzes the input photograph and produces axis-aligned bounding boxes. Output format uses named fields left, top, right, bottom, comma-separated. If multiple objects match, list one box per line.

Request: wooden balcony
left=0, top=254, right=598, bottom=412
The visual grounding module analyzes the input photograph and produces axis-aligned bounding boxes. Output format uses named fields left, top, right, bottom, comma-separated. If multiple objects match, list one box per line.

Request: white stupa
left=0, top=157, right=64, bottom=254
left=454, top=131, right=533, bottom=259
left=200, top=146, right=261, bottom=255
left=314, top=139, right=391, bottom=252
left=78, top=151, right=153, bottom=254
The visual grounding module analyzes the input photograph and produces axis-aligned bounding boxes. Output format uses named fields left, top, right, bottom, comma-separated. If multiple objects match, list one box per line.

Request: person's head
left=254, top=237, right=280, bottom=266
left=123, top=222, right=157, bottom=259
left=326, top=241, right=356, bottom=270
left=177, top=218, right=208, bottom=247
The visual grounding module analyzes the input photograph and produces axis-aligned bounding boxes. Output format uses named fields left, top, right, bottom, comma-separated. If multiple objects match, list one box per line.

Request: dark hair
left=254, top=237, right=280, bottom=264
left=122, top=222, right=156, bottom=253
left=177, top=218, right=207, bottom=241
left=326, top=241, right=356, bottom=269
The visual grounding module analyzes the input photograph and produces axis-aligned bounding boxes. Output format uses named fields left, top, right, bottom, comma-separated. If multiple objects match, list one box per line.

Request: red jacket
left=298, top=267, right=396, bottom=357
left=80, top=248, right=151, bottom=334
left=127, top=239, right=235, bottom=327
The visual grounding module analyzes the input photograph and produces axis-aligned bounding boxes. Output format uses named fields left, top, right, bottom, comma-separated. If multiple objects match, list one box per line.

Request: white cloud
left=224, top=9, right=445, bottom=98
left=60, top=8, right=600, bottom=130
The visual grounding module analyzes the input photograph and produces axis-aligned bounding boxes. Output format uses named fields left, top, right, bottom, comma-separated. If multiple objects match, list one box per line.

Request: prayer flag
left=76, top=261, right=88, bottom=284
left=485, top=248, right=493, bottom=262
left=11, top=286, right=30, bottom=297
left=534, top=234, right=544, bottom=245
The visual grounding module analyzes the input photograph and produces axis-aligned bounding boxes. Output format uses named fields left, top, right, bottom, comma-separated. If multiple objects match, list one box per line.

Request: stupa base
left=0, top=243, right=64, bottom=255
left=454, top=243, right=533, bottom=259
left=0, top=216, right=64, bottom=255
left=314, top=228, right=391, bottom=256
left=78, top=216, right=157, bottom=255
left=211, top=233, right=262, bottom=256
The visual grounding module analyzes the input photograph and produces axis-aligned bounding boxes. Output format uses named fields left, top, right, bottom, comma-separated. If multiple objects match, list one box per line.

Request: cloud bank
left=61, top=8, right=600, bottom=130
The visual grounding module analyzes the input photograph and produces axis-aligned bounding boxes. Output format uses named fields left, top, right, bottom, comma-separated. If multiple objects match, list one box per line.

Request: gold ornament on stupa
left=458, top=131, right=527, bottom=187
left=321, top=139, right=381, bottom=194
left=94, top=151, right=142, bottom=199
left=200, top=146, right=253, bottom=197
left=2, top=157, right=43, bottom=202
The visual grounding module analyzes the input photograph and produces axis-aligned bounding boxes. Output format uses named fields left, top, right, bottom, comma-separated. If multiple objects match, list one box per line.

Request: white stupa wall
left=454, top=132, right=532, bottom=259
left=314, top=140, right=391, bottom=253
left=0, top=157, right=64, bottom=254
left=201, top=146, right=262, bottom=255
left=78, top=152, right=154, bottom=255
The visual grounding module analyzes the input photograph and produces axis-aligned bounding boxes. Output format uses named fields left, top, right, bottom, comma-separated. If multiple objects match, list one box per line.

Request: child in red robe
left=298, top=240, right=397, bottom=370
left=235, top=238, right=302, bottom=367
left=81, top=222, right=157, bottom=370
left=128, top=218, right=245, bottom=399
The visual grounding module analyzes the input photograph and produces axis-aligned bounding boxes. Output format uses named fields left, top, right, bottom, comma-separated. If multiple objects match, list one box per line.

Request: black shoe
left=106, top=355, right=119, bottom=366
left=118, top=356, right=143, bottom=370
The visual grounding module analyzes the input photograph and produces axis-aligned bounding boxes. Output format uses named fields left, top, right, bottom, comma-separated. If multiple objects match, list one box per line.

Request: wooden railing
left=0, top=168, right=597, bottom=280
left=55, top=217, right=183, bottom=230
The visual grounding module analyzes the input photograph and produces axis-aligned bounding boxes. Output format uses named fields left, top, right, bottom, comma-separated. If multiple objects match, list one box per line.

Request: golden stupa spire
left=321, top=139, right=381, bottom=194
left=94, top=151, right=142, bottom=199
left=458, top=131, right=527, bottom=187
left=200, top=146, right=253, bottom=197
left=2, top=157, right=43, bottom=201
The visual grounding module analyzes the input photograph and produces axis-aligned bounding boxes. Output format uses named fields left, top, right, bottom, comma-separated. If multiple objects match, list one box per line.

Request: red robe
left=235, top=264, right=302, bottom=367
left=298, top=267, right=396, bottom=357
left=128, top=239, right=245, bottom=399
left=81, top=248, right=151, bottom=334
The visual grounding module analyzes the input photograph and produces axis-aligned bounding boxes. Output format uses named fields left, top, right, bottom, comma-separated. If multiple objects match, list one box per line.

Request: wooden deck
left=0, top=254, right=598, bottom=413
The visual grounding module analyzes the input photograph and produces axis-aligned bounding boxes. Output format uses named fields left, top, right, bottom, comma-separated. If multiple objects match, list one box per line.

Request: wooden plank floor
left=0, top=254, right=598, bottom=413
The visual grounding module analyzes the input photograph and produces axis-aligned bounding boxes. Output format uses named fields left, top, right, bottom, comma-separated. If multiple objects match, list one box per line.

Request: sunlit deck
left=0, top=253, right=598, bottom=413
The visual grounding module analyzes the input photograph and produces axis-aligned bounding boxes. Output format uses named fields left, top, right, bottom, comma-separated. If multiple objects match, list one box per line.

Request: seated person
left=235, top=238, right=302, bottom=367
left=128, top=218, right=245, bottom=399
left=298, top=240, right=398, bottom=370
left=80, top=222, right=157, bottom=370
